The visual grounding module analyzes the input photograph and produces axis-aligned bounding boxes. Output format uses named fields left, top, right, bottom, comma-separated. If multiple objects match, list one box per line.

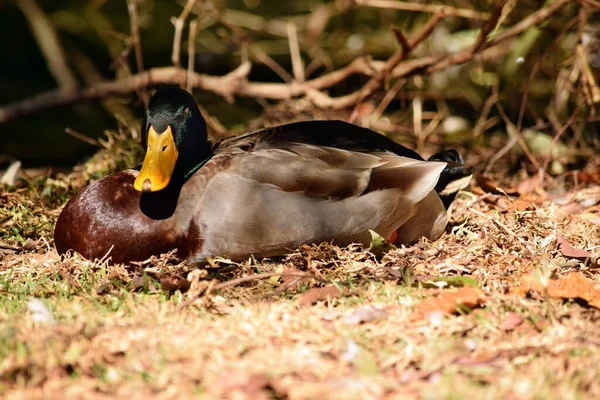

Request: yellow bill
left=134, top=125, right=179, bottom=192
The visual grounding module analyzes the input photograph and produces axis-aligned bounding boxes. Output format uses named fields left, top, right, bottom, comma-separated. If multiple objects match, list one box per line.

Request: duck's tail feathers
left=428, top=149, right=473, bottom=209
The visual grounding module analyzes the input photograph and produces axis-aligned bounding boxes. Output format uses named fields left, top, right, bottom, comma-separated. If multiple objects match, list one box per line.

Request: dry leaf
left=515, top=173, right=543, bottom=195
left=499, top=312, right=524, bottom=331
left=556, top=231, right=591, bottom=259
left=280, top=267, right=311, bottom=291
left=475, top=174, right=517, bottom=195
left=297, top=285, right=344, bottom=306
left=578, top=212, right=600, bottom=226
left=160, top=277, right=191, bottom=292
left=411, top=286, right=487, bottom=321
left=514, top=272, right=600, bottom=309
left=210, top=373, right=274, bottom=400
left=341, top=306, right=387, bottom=325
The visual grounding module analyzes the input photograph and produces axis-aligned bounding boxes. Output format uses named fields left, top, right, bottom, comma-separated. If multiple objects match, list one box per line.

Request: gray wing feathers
left=195, top=174, right=417, bottom=260
left=191, top=145, right=448, bottom=261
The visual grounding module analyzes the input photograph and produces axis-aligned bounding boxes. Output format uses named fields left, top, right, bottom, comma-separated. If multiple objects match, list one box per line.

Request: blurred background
left=0, top=0, right=598, bottom=176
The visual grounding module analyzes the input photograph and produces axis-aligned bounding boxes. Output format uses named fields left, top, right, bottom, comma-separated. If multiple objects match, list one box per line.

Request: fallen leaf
left=280, top=267, right=311, bottom=291
left=422, top=275, right=480, bottom=289
left=578, top=212, right=600, bottom=226
left=499, top=312, right=524, bottom=331
left=160, top=277, right=191, bottom=292
left=341, top=305, right=387, bottom=325
left=210, top=373, right=274, bottom=400
left=22, top=238, right=38, bottom=251
left=27, top=298, right=56, bottom=325
left=515, top=173, right=543, bottom=195
left=411, top=286, right=487, bottom=321
left=475, top=174, right=518, bottom=195
left=268, top=264, right=286, bottom=285
left=0, top=160, right=21, bottom=186
left=368, top=229, right=395, bottom=257
left=297, top=285, right=344, bottom=306
left=514, top=271, right=600, bottom=309
left=556, top=231, right=591, bottom=259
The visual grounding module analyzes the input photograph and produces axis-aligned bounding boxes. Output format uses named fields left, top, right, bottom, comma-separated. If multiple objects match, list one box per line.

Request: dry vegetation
left=2, top=0, right=600, bottom=398
left=1, top=135, right=600, bottom=399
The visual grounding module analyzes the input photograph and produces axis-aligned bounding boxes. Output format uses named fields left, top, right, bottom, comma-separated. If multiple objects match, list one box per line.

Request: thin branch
left=127, top=0, right=145, bottom=75
left=186, top=19, right=198, bottom=92
left=171, top=0, right=199, bottom=67
left=354, top=0, right=488, bottom=20
left=17, top=0, right=77, bottom=89
left=541, top=104, right=583, bottom=173
left=65, top=127, right=102, bottom=147
left=127, top=0, right=149, bottom=107
left=287, top=22, right=305, bottom=82
left=0, top=63, right=250, bottom=124
left=428, top=0, right=508, bottom=73
left=487, top=0, right=570, bottom=46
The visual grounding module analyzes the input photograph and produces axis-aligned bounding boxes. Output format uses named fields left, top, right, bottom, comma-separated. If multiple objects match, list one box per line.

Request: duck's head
left=134, top=88, right=211, bottom=193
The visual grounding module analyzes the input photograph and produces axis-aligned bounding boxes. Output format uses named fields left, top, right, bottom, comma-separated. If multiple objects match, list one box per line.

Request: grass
left=1, top=126, right=600, bottom=399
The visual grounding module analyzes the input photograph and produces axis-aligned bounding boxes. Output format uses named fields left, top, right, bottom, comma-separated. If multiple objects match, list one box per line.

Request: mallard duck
left=54, top=88, right=472, bottom=264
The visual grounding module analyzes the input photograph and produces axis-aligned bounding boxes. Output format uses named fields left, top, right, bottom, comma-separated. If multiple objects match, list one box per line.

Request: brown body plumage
left=54, top=89, right=472, bottom=264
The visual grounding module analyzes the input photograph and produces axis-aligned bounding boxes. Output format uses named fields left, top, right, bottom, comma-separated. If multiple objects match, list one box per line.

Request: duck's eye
left=162, top=145, right=168, bottom=152
left=183, top=107, right=190, bottom=116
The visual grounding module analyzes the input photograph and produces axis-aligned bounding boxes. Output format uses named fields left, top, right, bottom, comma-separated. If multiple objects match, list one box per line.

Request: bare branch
left=187, top=19, right=198, bottom=93
left=17, top=0, right=77, bottom=89
left=287, top=23, right=305, bottom=82
left=354, top=0, right=487, bottom=20
left=126, top=0, right=149, bottom=106
left=171, top=0, right=199, bottom=67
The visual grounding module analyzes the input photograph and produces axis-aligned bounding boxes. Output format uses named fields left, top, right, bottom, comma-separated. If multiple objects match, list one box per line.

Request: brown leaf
left=280, top=267, right=312, bottom=291
left=22, top=238, right=38, bottom=251
left=411, top=287, right=487, bottom=321
left=341, top=306, right=387, bottom=325
left=297, top=285, right=344, bottom=306
left=160, top=277, right=191, bottom=292
left=499, top=312, right=524, bottom=331
left=514, top=271, right=600, bottom=309
left=515, top=173, right=543, bottom=195
left=475, top=174, right=518, bottom=195
left=210, top=373, right=274, bottom=400
left=556, top=231, right=591, bottom=259
left=578, top=212, right=600, bottom=226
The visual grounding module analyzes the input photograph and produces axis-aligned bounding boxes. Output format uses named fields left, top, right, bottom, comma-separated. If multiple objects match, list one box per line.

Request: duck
left=54, top=87, right=473, bottom=264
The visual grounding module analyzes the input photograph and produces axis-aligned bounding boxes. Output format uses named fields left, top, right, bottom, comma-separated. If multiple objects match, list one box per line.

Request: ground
left=1, top=127, right=600, bottom=399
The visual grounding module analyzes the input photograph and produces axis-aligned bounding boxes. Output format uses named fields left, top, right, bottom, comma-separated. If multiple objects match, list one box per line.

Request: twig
left=174, top=271, right=325, bottom=312
left=127, top=0, right=145, bottom=75
left=17, top=0, right=77, bottom=89
left=516, top=15, right=580, bottom=133
left=541, top=104, right=583, bottom=173
left=287, top=23, right=305, bottom=82
left=428, top=0, right=508, bottom=73
left=355, top=0, right=488, bottom=20
left=171, top=0, right=199, bottom=67
left=0, top=63, right=250, bottom=124
left=254, top=50, right=294, bottom=82
left=126, top=0, right=149, bottom=107
left=65, top=127, right=102, bottom=147
left=187, top=19, right=198, bottom=92
left=487, top=0, right=570, bottom=46
left=70, top=47, right=137, bottom=124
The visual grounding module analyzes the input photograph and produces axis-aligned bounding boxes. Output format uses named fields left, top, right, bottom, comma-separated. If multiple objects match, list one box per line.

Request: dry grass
left=1, top=127, right=600, bottom=399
